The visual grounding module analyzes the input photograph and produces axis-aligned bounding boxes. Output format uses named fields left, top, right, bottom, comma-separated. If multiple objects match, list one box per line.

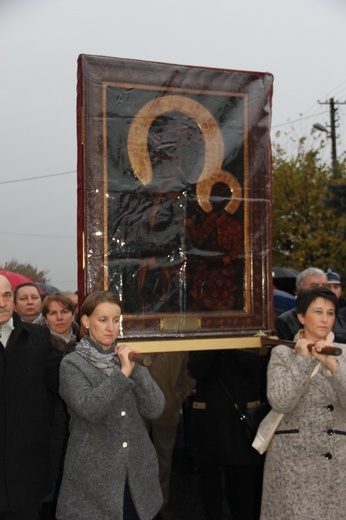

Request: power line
left=0, top=170, right=76, bottom=185
left=271, top=111, right=327, bottom=129
left=1, top=82, right=345, bottom=186
left=273, top=80, right=346, bottom=131
left=324, top=79, right=346, bottom=101
left=296, top=80, right=346, bottom=120
left=0, top=230, right=75, bottom=239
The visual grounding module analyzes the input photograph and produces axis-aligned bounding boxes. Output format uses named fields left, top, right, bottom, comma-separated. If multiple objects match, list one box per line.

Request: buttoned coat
left=261, top=343, right=346, bottom=520
left=0, top=312, right=60, bottom=512
left=56, top=351, right=165, bottom=520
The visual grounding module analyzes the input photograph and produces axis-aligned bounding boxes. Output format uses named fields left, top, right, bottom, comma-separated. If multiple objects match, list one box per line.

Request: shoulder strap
left=214, top=368, right=246, bottom=419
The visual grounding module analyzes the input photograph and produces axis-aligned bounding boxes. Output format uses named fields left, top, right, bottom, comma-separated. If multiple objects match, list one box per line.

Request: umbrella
left=272, top=267, right=299, bottom=279
left=272, top=267, right=299, bottom=296
left=36, top=282, right=60, bottom=295
left=0, top=270, right=45, bottom=295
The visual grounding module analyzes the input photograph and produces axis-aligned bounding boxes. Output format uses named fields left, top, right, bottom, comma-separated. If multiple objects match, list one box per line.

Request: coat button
left=324, top=453, right=332, bottom=460
left=122, top=442, right=128, bottom=448
left=327, top=404, right=334, bottom=411
left=327, top=429, right=334, bottom=436
left=121, top=411, right=126, bottom=416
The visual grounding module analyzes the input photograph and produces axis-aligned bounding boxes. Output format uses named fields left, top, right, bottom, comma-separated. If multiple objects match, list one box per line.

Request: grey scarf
left=75, top=336, right=120, bottom=376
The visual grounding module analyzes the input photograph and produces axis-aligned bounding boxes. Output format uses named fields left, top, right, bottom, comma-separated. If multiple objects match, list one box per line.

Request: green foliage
left=272, top=132, right=346, bottom=282
left=0, top=258, right=50, bottom=283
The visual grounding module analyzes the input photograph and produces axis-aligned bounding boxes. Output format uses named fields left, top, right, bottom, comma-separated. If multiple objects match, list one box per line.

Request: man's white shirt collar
left=0, top=317, right=14, bottom=347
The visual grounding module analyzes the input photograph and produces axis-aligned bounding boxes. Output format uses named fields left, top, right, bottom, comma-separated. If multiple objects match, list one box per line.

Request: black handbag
left=242, top=402, right=271, bottom=442
left=215, top=369, right=270, bottom=444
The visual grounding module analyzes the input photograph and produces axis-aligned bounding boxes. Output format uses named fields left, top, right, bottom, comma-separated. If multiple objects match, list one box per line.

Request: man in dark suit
left=188, top=348, right=267, bottom=520
left=276, top=267, right=346, bottom=343
left=0, top=275, right=60, bottom=520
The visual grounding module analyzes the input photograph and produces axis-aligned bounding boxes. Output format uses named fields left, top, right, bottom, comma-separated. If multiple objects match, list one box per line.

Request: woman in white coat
left=261, top=287, right=346, bottom=520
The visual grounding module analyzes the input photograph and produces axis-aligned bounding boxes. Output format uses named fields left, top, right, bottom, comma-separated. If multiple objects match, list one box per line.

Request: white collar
left=0, top=317, right=14, bottom=347
left=295, top=330, right=335, bottom=343
left=0, top=316, right=14, bottom=332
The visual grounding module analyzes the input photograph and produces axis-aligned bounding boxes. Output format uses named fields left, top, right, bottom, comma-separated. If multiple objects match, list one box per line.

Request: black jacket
left=0, top=312, right=60, bottom=511
left=188, top=349, right=268, bottom=465
left=338, top=306, right=346, bottom=319
left=276, top=308, right=346, bottom=343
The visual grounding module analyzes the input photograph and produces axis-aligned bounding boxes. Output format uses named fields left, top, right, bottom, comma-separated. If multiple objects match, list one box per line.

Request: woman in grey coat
left=56, top=291, right=164, bottom=520
left=261, top=287, right=346, bottom=520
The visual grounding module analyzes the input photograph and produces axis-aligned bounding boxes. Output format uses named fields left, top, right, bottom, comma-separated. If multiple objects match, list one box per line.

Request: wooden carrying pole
left=124, top=333, right=342, bottom=361
left=260, top=336, right=342, bottom=356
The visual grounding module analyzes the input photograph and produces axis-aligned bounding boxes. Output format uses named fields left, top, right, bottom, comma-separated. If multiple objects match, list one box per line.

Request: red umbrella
left=0, top=270, right=45, bottom=295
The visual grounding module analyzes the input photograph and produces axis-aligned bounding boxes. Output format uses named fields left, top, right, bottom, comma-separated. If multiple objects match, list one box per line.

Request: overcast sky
left=1, top=0, right=345, bottom=291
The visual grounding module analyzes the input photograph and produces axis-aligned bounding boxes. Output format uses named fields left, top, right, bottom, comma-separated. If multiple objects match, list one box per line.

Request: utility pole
left=318, top=97, right=346, bottom=179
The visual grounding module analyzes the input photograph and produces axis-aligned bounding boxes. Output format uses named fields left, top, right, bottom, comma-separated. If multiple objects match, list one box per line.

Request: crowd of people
left=1, top=267, right=346, bottom=520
